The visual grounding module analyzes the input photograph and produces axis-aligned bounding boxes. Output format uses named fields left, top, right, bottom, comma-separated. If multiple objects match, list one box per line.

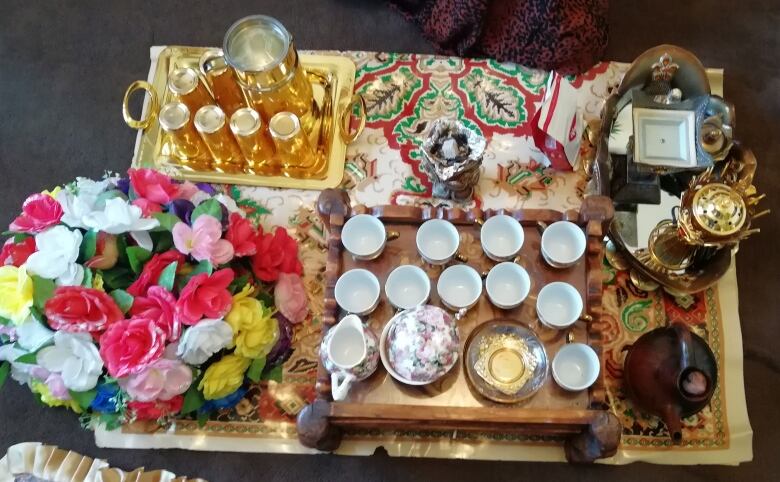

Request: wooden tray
left=296, top=190, right=620, bottom=462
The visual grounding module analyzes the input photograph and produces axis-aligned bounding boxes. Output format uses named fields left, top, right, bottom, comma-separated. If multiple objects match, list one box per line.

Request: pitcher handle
left=340, top=94, right=366, bottom=144
left=123, top=80, right=159, bottom=131
left=331, top=372, right=356, bottom=401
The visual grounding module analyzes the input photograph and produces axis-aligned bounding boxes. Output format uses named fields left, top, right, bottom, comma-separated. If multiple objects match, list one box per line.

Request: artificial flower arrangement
left=0, top=168, right=307, bottom=428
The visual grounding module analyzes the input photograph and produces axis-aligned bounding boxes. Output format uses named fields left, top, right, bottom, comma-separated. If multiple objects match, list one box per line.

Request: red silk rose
left=99, top=316, right=167, bottom=377
left=44, top=286, right=124, bottom=334
left=9, top=194, right=63, bottom=233
left=175, top=268, right=234, bottom=326
left=0, top=237, right=36, bottom=267
left=251, top=227, right=302, bottom=282
left=127, top=250, right=185, bottom=297
left=128, top=395, right=184, bottom=420
left=128, top=168, right=180, bottom=204
left=129, top=285, right=180, bottom=341
left=131, top=198, right=162, bottom=217
left=225, top=213, right=257, bottom=257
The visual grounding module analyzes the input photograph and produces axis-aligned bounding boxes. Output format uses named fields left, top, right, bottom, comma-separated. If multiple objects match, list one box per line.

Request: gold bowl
left=464, top=319, right=548, bottom=404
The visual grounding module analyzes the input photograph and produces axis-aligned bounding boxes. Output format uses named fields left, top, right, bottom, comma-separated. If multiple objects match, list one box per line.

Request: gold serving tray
left=130, top=46, right=358, bottom=189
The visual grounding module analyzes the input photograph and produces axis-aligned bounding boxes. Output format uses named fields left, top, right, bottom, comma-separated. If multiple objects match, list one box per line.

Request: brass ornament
left=474, top=333, right=537, bottom=396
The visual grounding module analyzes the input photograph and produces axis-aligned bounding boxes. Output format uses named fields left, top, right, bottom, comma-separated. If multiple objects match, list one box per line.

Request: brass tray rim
left=130, top=45, right=357, bottom=190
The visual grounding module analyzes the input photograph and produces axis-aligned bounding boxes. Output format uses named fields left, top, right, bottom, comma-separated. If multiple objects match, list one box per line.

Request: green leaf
left=31, top=275, right=55, bottom=312
left=176, top=260, right=214, bottom=291
left=181, top=385, right=205, bottom=414
left=14, top=352, right=37, bottom=364
left=256, top=290, right=274, bottom=307
left=261, top=364, right=283, bottom=383
left=28, top=306, right=44, bottom=322
left=82, top=267, right=93, bottom=288
left=247, top=356, right=266, bottom=383
left=13, top=233, right=30, bottom=243
left=98, top=412, right=123, bottom=431
left=110, top=289, right=134, bottom=313
left=115, top=234, right=129, bottom=266
left=101, top=266, right=133, bottom=291
left=0, top=362, right=9, bottom=392
left=78, top=230, right=98, bottom=262
left=157, top=261, right=178, bottom=291
left=126, top=246, right=152, bottom=274
left=228, top=274, right=250, bottom=295
left=192, top=260, right=213, bottom=276
left=0, top=316, right=11, bottom=326
left=197, top=411, right=209, bottom=427
left=151, top=231, right=174, bottom=253
left=152, top=212, right=183, bottom=232
left=191, top=199, right=222, bottom=222
left=69, top=388, right=98, bottom=410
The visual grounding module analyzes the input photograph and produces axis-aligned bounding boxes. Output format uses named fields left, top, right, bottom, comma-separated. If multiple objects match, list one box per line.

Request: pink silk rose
left=176, top=181, right=201, bottom=201
left=274, top=273, right=309, bottom=323
left=129, top=285, right=180, bottom=341
left=99, top=316, right=167, bottom=378
left=9, top=194, right=64, bottom=233
left=175, top=268, right=235, bottom=326
left=225, top=212, right=257, bottom=257
left=119, top=358, right=192, bottom=402
left=172, top=215, right=234, bottom=265
left=128, top=168, right=180, bottom=204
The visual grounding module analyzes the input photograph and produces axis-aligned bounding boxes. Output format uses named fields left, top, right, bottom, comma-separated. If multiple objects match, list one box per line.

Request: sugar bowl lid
left=381, top=305, right=460, bottom=385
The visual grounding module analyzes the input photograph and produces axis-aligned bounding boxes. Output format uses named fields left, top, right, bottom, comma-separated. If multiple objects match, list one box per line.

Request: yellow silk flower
left=225, top=285, right=279, bottom=359
left=41, top=186, right=61, bottom=198
left=30, top=380, right=83, bottom=413
left=0, top=265, right=34, bottom=325
left=199, top=354, right=251, bottom=400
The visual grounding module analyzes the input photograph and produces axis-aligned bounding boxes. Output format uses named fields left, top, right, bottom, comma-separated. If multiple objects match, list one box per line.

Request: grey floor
left=1, top=1, right=779, bottom=480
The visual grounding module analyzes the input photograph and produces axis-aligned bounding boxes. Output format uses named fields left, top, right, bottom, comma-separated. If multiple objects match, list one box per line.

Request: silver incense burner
left=420, top=119, right=486, bottom=202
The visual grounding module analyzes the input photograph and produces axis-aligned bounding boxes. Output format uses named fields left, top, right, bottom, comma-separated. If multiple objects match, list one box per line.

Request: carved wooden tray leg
left=296, top=399, right=343, bottom=451
left=564, top=412, right=621, bottom=463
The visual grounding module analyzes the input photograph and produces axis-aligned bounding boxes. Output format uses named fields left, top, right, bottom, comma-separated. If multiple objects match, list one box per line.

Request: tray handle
left=339, top=93, right=366, bottom=144
left=123, top=80, right=159, bottom=130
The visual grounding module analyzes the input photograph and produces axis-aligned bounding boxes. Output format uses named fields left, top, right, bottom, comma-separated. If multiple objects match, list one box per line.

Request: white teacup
left=335, top=269, right=381, bottom=315
left=385, top=265, right=431, bottom=310
left=416, top=219, right=460, bottom=265
left=540, top=221, right=586, bottom=268
left=552, top=343, right=600, bottom=391
left=536, top=282, right=583, bottom=329
left=342, top=214, right=392, bottom=260
left=481, top=215, right=524, bottom=261
left=485, top=262, right=531, bottom=310
left=437, top=264, right=482, bottom=311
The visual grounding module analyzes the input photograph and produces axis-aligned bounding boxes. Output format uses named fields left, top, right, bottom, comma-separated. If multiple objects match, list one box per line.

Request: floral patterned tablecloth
left=96, top=48, right=751, bottom=464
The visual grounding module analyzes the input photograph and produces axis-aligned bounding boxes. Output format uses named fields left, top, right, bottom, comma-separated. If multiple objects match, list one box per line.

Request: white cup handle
left=331, top=372, right=356, bottom=401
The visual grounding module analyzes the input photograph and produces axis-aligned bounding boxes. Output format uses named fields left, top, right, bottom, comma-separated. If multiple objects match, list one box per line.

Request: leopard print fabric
left=389, top=0, right=608, bottom=75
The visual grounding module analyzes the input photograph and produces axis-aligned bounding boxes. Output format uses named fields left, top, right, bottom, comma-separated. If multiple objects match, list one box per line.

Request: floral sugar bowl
left=380, top=305, right=460, bottom=385
left=320, top=314, right=379, bottom=400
